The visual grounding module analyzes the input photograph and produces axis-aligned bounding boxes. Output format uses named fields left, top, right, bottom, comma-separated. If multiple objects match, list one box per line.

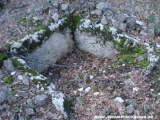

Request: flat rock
left=96, top=2, right=112, bottom=10
left=34, top=95, right=48, bottom=106
left=25, top=108, right=36, bottom=115
left=3, top=58, right=15, bottom=71
left=127, top=17, right=136, bottom=29
left=91, top=9, right=102, bottom=16
left=118, top=22, right=127, bottom=32
left=27, top=98, right=36, bottom=108
left=0, top=91, right=7, bottom=104
left=126, top=105, right=134, bottom=114
left=115, top=13, right=128, bottom=23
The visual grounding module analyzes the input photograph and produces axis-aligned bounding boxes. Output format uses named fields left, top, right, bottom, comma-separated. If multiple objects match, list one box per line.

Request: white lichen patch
left=30, top=75, right=47, bottom=81
left=48, top=18, right=66, bottom=31
left=148, top=54, right=159, bottom=63
left=12, top=42, right=22, bottom=48
left=79, top=19, right=91, bottom=29
left=47, top=83, right=67, bottom=118
left=109, top=27, right=117, bottom=34
left=156, top=43, right=160, bottom=49
left=10, top=30, right=45, bottom=53
left=95, top=23, right=104, bottom=31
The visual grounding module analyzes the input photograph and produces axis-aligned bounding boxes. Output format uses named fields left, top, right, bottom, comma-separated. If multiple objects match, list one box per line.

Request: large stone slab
left=74, top=30, right=118, bottom=59
left=25, top=32, right=74, bottom=72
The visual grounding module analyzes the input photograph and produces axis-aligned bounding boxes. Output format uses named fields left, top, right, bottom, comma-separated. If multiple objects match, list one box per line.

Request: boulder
left=25, top=32, right=74, bottom=72
left=74, top=30, right=118, bottom=59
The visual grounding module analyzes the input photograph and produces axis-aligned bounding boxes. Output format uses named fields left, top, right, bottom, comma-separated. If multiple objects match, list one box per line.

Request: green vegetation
left=34, top=25, right=47, bottom=32
left=12, top=58, right=38, bottom=76
left=115, top=37, right=150, bottom=68
left=19, top=17, right=34, bottom=25
left=0, top=53, right=8, bottom=62
left=92, top=86, right=99, bottom=92
left=4, top=75, right=14, bottom=84
left=59, top=14, right=81, bottom=32
left=64, top=99, right=74, bottom=119
left=140, top=61, right=150, bottom=68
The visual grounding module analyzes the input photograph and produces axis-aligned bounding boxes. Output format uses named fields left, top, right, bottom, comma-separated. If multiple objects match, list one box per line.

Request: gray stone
left=34, top=95, right=48, bottom=106
left=91, top=9, right=102, bottom=16
left=52, top=13, right=59, bottom=22
left=46, top=112, right=58, bottom=119
left=22, top=74, right=29, bottom=86
left=96, top=2, right=112, bottom=10
left=25, top=108, right=36, bottom=115
left=112, top=19, right=120, bottom=28
left=74, top=30, right=118, bottom=59
left=0, top=70, right=5, bottom=80
left=137, top=56, right=144, bottom=62
left=27, top=99, right=36, bottom=108
left=21, top=92, right=29, bottom=99
left=26, top=32, right=74, bottom=72
left=0, top=104, right=10, bottom=110
left=118, top=22, right=127, bottom=32
left=19, top=116, right=26, bottom=120
left=126, top=105, right=134, bottom=114
left=101, top=15, right=108, bottom=25
left=127, top=17, right=136, bottom=29
left=103, top=9, right=114, bottom=20
left=115, top=13, right=128, bottom=23
left=0, top=85, right=8, bottom=91
left=148, top=23, right=155, bottom=29
left=31, top=118, right=44, bottom=120
left=147, top=29, right=155, bottom=39
left=3, top=58, right=15, bottom=71
left=140, top=30, right=147, bottom=36
left=0, top=91, right=7, bottom=104
left=61, top=3, right=68, bottom=11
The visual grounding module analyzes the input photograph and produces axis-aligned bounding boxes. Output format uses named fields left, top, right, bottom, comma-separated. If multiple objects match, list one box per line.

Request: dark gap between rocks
left=42, top=48, right=112, bottom=94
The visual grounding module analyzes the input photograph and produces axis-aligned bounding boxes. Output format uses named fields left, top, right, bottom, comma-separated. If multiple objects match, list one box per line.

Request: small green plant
left=4, top=75, right=14, bottom=84
left=78, top=74, right=84, bottom=79
left=122, top=54, right=132, bottom=62
left=140, top=61, right=150, bottom=68
left=34, top=25, right=46, bottom=32
left=16, top=106, right=22, bottom=113
left=136, top=45, right=145, bottom=55
left=92, top=86, right=99, bottom=92
left=64, top=99, right=74, bottom=119
left=0, top=53, right=8, bottom=62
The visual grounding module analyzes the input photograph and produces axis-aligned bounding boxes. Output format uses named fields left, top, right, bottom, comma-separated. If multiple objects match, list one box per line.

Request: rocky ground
left=0, top=0, right=160, bottom=120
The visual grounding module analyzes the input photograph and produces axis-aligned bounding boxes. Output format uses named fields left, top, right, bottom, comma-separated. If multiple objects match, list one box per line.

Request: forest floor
left=0, top=0, right=160, bottom=119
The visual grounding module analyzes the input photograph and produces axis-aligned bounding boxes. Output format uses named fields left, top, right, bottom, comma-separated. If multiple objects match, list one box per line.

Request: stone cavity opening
left=42, top=48, right=112, bottom=93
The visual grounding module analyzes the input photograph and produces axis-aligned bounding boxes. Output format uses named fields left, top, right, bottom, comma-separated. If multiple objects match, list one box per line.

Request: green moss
left=140, top=61, right=150, bottom=68
left=122, top=54, right=132, bottom=62
left=19, top=17, right=34, bottom=25
left=12, top=58, right=38, bottom=76
left=0, top=53, right=8, bottom=62
left=116, top=60, right=122, bottom=65
left=79, top=74, right=84, bottom=79
left=136, top=45, right=145, bottom=55
left=64, top=99, right=74, bottom=119
left=34, top=25, right=46, bottom=32
left=115, top=37, right=127, bottom=48
left=92, top=86, right=99, bottom=92
left=4, top=75, right=14, bottom=84
left=59, top=14, right=81, bottom=32
left=152, top=81, right=159, bottom=88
